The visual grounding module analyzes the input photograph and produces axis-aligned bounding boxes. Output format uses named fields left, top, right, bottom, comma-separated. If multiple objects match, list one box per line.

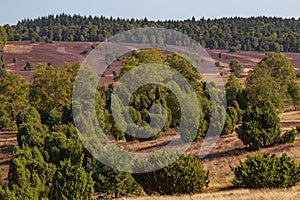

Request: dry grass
left=280, top=111, right=300, bottom=122
left=1, top=111, right=300, bottom=199
left=280, top=111, right=300, bottom=131
left=117, top=109, right=300, bottom=199
left=124, top=189, right=300, bottom=200
left=3, top=44, right=32, bottom=54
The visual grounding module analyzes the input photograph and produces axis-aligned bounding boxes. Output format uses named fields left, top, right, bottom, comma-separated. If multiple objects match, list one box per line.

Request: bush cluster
left=232, top=153, right=300, bottom=189
left=133, top=153, right=209, bottom=195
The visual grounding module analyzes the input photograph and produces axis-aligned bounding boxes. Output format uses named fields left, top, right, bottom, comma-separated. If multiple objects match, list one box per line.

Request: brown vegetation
left=2, top=42, right=300, bottom=84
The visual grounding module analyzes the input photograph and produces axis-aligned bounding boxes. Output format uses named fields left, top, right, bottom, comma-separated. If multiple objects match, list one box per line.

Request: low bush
left=231, top=153, right=300, bottom=189
left=237, top=100, right=281, bottom=150
left=24, top=62, right=34, bottom=71
left=133, top=153, right=209, bottom=195
left=86, top=157, right=142, bottom=199
left=296, top=124, right=300, bottom=132
left=280, top=129, right=296, bottom=144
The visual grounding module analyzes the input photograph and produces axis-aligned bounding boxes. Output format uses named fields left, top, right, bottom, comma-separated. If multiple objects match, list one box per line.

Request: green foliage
left=44, top=129, right=83, bottom=165
left=238, top=100, right=281, bottom=150
left=229, top=60, right=243, bottom=77
left=296, top=125, right=300, bottom=132
left=8, top=146, right=56, bottom=199
left=17, top=106, right=48, bottom=148
left=232, top=100, right=243, bottom=123
left=288, top=82, right=300, bottom=107
left=0, top=26, right=7, bottom=51
left=112, top=70, right=118, bottom=77
left=225, top=74, right=242, bottom=106
left=222, top=107, right=238, bottom=135
left=24, top=62, right=34, bottom=71
left=280, top=129, right=296, bottom=144
left=0, top=72, right=29, bottom=131
left=203, top=86, right=226, bottom=137
left=115, top=50, right=208, bottom=141
left=86, top=157, right=142, bottom=199
left=44, top=131, right=69, bottom=165
left=0, top=55, right=6, bottom=77
left=133, top=153, right=209, bottom=195
left=5, top=15, right=300, bottom=52
left=95, top=89, right=112, bottom=134
left=49, top=158, right=94, bottom=200
left=166, top=53, right=202, bottom=87
left=0, top=185, right=17, bottom=200
left=261, top=53, right=295, bottom=83
left=232, top=153, right=300, bottom=189
left=245, top=53, right=299, bottom=110
left=29, top=63, right=80, bottom=127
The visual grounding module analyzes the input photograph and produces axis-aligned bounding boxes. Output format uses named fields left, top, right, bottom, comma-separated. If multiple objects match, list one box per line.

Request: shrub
left=237, top=100, right=281, bottom=150
left=229, top=47, right=237, bottom=52
left=24, top=62, right=34, bottom=71
left=133, top=153, right=209, bottom=195
left=222, top=107, right=238, bottom=135
left=215, top=61, right=220, bottom=67
left=0, top=185, right=16, bottom=200
left=231, top=153, right=300, bottom=189
left=49, top=158, right=94, bottom=200
left=280, top=129, right=296, bottom=144
left=296, top=125, right=300, bottom=132
left=8, top=146, right=56, bottom=199
left=219, top=52, right=222, bottom=59
left=0, top=73, right=29, bottom=131
left=80, top=50, right=89, bottom=55
left=232, top=100, right=243, bottom=123
left=229, top=60, right=243, bottom=77
left=17, top=107, right=47, bottom=148
left=86, top=157, right=142, bottom=199
left=225, top=74, right=242, bottom=106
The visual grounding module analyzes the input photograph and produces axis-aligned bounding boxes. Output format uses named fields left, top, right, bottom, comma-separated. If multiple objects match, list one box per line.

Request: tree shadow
left=200, top=147, right=250, bottom=161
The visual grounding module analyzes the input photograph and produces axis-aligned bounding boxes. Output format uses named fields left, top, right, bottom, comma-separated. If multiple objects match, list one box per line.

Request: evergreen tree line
left=1, top=14, right=300, bottom=52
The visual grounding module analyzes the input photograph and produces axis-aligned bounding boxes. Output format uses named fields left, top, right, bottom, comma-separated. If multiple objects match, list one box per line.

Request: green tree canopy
left=0, top=72, right=29, bottom=131
left=245, top=53, right=299, bottom=110
left=49, top=158, right=94, bottom=200
left=4, top=15, right=300, bottom=52
left=237, top=100, right=281, bottom=150
left=225, top=73, right=242, bottom=106
left=16, top=106, right=48, bottom=148
left=29, top=63, right=80, bottom=127
left=229, top=60, right=244, bottom=77
left=8, top=146, right=56, bottom=200
left=0, top=26, right=7, bottom=51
